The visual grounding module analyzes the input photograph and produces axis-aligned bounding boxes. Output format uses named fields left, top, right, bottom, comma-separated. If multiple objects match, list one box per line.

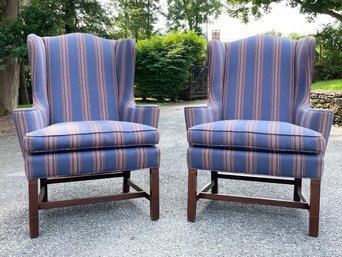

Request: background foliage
left=263, top=23, right=342, bottom=81
left=225, top=0, right=342, bottom=23
left=0, top=0, right=341, bottom=115
left=166, top=0, right=222, bottom=35
left=315, top=23, right=342, bottom=81
left=135, top=31, right=206, bottom=101
left=113, top=0, right=161, bottom=41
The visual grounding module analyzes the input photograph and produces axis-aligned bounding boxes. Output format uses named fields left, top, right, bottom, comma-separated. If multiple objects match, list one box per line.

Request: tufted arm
left=122, top=103, right=160, bottom=128
left=296, top=107, right=334, bottom=144
left=184, top=104, right=220, bottom=130
left=12, top=106, right=47, bottom=156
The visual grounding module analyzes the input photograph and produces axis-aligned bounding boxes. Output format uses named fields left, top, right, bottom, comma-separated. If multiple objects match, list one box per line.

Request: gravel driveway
left=1, top=101, right=342, bottom=257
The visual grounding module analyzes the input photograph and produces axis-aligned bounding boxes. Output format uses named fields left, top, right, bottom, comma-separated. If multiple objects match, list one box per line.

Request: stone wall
left=310, top=91, right=342, bottom=126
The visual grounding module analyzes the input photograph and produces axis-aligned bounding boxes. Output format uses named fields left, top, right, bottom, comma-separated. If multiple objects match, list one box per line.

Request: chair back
left=208, top=35, right=316, bottom=122
left=28, top=33, right=136, bottom=124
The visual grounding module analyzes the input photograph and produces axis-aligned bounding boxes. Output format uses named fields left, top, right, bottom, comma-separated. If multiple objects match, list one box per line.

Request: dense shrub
left=314, top=23, right=342, bottom=81
left=135, top=31, right=206, bottom=101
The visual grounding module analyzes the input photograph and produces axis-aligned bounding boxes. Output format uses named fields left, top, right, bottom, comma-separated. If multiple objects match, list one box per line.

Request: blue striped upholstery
left=43, top=34, right=119, bottom=123
left=26, top=147, right=160, bottom=179
left=188, top=147, right=323, bottom=179
left=223, top=36, right=296, bottom=121
left=12, top=33, right=160, bottom=179
left=24, top=121, right=159, bottom=154
left=185, top=35, right=334, bottom=179
left=188, top=120, right=325, bottom=154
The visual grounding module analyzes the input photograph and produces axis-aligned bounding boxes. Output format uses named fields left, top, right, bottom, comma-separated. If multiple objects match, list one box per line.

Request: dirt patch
left=0, top=115, right=15, bottom=134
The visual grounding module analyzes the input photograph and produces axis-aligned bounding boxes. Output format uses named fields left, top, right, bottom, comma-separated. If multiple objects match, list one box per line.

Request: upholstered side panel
left=25, top=147, right=160, bottom=178
left=43, top=33, right=119, bottom=123
left=187, top=147, right=323, bottom=179
left=222, top=36, right=297, bottom=122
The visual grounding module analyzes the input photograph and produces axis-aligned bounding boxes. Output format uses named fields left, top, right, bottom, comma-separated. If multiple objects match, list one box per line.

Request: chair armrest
left=184, top=105, right=220, bottom=130
left=122, top=104, right=160, bottom=128
left=296, top=107, right=334, bottom=142
left=12, top=107, right=47, bottom=155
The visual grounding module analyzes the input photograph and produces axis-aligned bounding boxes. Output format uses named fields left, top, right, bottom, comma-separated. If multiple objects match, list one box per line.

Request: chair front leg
left=28, top=179, right=39, bottom=238
left=123, top=171, right=131, bottom=193
left=150, top=168, right=159, bottom=221
left=309, top=179, right=321, bottom=237
left=188, top=168, right=197, bottom=222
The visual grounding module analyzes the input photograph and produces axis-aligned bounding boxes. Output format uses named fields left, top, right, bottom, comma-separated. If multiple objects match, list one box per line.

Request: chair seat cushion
left=188, top=120, right=325, bottom=154
left=24, top=120, right=159, bottom=154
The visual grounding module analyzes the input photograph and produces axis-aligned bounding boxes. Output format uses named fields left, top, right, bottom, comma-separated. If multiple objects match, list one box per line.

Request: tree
left=225, top=0, right=342, bottom=23
left=19, top=0, right=113, bottom=36
left=315, top=23, right=342, bottom=80
left=262, top=29, right=283, bottom=37
left=62, top=0, right=113, bottom=36
left=19, top=0, right=31, bottom=105
left=0, top=0, right=20, bottom=116
left=0, top=0, right=113, bottom=114
left=166, top=0, right=223, bottom=35
left=112, top=0, right=160, bottom=41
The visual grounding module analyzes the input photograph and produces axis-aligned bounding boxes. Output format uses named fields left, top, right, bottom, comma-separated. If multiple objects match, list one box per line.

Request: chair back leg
left=293, top=178, right=302, bottom=202
left=123, top=171, right=131, bottom=193
left=309, top=179, right=321, bottom=237
left=28, top=179, right=39, bottom=238
left=211, top=171, right=218, bottom=194
left=40, top=178, right=48, bottom=202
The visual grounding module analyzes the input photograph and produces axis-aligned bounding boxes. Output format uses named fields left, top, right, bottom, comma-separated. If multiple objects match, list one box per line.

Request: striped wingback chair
left=13, top=33, right=160, bottom=238
left=185, top=35, right=334, bottom=237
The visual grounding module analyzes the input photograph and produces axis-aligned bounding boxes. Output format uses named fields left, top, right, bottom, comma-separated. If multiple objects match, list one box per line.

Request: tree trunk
left=0, top=0, right=20, bottom=116
left=19, top=61, right=30, bottom=105
left=4, top=0, right=18, bottom=18
left=18, top=0, right=31, bottom=105
left=65, top=0, right=76, bottom=33
left=0, top=58, right=20, bottom=115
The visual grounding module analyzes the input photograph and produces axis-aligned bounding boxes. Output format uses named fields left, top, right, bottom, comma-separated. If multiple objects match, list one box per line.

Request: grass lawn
left=311, top=79, right=342, bottom=91
left=18, top=104, right=33, bottom=108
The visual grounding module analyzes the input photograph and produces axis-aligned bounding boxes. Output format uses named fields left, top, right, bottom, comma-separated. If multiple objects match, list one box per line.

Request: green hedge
left=315, top=24, right=342, bottom=81
left=135, top=31, right=206, bottom=101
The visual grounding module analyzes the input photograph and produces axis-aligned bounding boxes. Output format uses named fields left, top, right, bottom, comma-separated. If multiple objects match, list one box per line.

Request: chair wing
left=294, top=38, right=334, bottom=142
left=12, top=34, right=49, bottom=155
left=115, top=39, right=160, bottom=128
left=184, top=40, right=224, bottom=129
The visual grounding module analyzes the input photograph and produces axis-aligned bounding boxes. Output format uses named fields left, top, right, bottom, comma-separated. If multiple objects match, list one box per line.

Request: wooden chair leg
left=211, top=171, right=218, bottom=194
left=187, top=168, right=197, bottom=222
left=40, top=178, right=48, bottom=202
left=293, top=178, right=302, bottom=202
left=309, top=179, right=321, bottom=237
left=150, top=168, right=159, bottom=221
left=28, top=179, right=39, bottom=238
left=123, top=171, right=131, bottom=193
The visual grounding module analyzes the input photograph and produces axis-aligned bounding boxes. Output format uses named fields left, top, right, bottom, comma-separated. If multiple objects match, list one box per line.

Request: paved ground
left=1, top=102, right=342, bottom=257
